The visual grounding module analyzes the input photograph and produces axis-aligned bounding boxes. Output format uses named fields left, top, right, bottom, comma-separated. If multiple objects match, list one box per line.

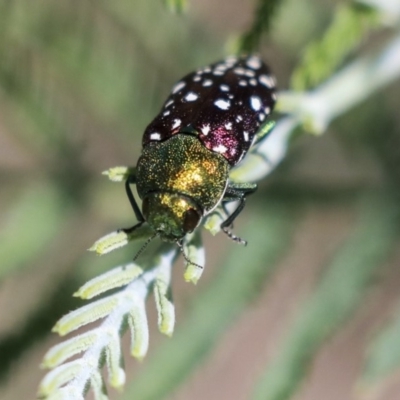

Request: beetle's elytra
left=123, top=55, right=277, bottom=262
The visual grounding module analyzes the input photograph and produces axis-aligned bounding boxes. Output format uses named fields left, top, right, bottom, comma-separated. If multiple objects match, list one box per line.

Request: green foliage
left=238, top=0, right=285, bottom=54
left=0, top=184, right=67, bottom=278
left=163, top=0, right=188, bottom=14
left=362, top=307, right=400, bottom=386
left=291, top=3, right=380, bottom=91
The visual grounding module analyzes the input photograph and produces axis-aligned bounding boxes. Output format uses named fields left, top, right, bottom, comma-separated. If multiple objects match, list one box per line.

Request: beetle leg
left=221, top=202, right=232, bottom=228
left=253, top=120, right=275, bottom=146
left=250, top=121, right=276, bottom=166
left=221, top=182, right=257, bottom=245
left=122, top=173, right=145, bottom=234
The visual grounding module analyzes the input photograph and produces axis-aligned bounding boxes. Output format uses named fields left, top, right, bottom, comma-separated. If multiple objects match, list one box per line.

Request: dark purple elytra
left=143, top=55, right=277, bottom=165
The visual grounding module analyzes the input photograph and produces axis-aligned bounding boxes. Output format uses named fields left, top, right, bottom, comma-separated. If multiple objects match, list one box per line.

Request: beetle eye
left=183, top=209, right=200, bottom=233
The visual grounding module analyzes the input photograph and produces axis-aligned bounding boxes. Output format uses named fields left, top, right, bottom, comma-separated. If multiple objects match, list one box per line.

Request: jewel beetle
left=123, top=55, right=276, bottom=258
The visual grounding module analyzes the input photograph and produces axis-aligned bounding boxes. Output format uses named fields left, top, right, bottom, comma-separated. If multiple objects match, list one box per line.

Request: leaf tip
left=184, top=264, right=203, bottom=284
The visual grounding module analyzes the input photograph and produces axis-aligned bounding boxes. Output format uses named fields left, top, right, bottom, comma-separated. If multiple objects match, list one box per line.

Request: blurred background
left=1, top=0, right=400, bottom=399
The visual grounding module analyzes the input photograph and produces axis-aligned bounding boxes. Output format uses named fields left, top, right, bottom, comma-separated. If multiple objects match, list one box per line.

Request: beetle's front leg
left=220, top=182, right=257, bottom=245
left=122, top=170, right=145, bottom=234
left=252, top=120, right=275, bottom=146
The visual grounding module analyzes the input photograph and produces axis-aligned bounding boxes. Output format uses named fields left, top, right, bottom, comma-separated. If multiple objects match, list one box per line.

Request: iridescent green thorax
left=136, top=134, right=229, bottom=241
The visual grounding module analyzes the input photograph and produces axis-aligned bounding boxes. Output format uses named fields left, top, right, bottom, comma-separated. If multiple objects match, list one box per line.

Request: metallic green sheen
left=136, top=135, right=229, bottom=213
left=136, top=135, right=229, bottom=241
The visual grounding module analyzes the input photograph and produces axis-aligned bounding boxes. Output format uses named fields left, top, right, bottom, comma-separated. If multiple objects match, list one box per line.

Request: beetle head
left=142, top=192, right=202, bottom=242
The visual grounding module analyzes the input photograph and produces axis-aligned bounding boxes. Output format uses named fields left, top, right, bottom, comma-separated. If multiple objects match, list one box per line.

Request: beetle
left=122, top=55, right=276, bottom=262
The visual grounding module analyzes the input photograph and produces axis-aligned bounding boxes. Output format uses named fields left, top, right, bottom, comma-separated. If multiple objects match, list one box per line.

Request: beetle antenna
left=133, top=232, right=158, bottom=262
left=176, top=240, right=203, bottom=269
left=222, top=226, right=247, bottom=246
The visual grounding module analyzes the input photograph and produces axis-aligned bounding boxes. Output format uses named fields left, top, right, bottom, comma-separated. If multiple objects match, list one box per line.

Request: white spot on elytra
left=225, top=122, right=232, bottom=130
left=264, top=106, right=271, bottom=114
left=234, top=67, right=246, bottom=75
left=249, top=79, right=257, bottom=86
left=272, top=93, right=277, bottom=101
left=204, top=67, right=211, bottom=73
left=172, top=119, right=181, bottom=129
left=163, top=110, right=171, bottom=116
left=236, top=115, right=243, bottom=122
left=214, top=99, right=230, bottom=110
left=213, top=70, right=224, bottom=76
left=172, top=81, right=186, bottom=94
left=246, top=56, right=262, bottom=70
left=201, top=124, right=210, bottom=135
left=258, top=113, right=265, bottom=122
left=243, top=131, right=249, bottom=141
left=244, top=69, right=255, bottom=77
left=165, top=100, right=174, bottom=108
left=239, top=80, right=247, bottom=86
left=185, top=92, right=198, bottom=102
left=250, top=96, right=262, bottom=111
left=203, top=79, right=213, bottom=87
left=259, top=75, right=275, bottom=88
left=228, top=94, right=234, bottom=99
left=193, top=76, right=201, bottom=82
left=215, top=64, right=228, bottom=72
left=213, top=144, right=227, bottom=153
left=220, top=84, right=229, bottom=92
left=150, top=132, right=161, bottom=140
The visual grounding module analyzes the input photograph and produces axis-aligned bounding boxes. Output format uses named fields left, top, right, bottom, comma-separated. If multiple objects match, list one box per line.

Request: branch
left=278, top=34, right=400, bottom=134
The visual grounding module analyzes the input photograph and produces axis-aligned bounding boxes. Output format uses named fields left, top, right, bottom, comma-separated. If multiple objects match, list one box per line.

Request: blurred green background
left=1, top=0, right=400, bottom=399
